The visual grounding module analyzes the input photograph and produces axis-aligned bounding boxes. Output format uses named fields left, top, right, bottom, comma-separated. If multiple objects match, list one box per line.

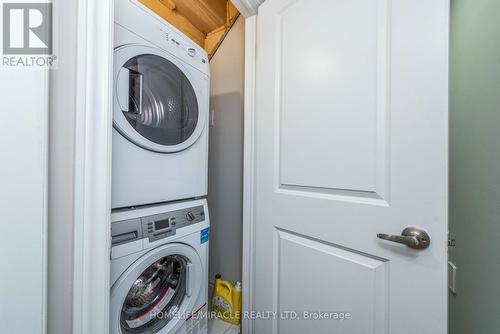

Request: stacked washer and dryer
left=110, top=1, right=210, bottom=334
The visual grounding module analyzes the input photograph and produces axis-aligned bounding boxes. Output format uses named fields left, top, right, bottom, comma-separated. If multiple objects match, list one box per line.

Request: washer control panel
left=111, top=205, right=205, bottom=246
left=142, top=205, right=205, bottom=242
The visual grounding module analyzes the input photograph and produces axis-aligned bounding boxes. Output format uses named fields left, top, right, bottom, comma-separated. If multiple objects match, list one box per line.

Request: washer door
left=110, top=243, right=203, bottom=334
left=113, top=45, right=206, bottom=153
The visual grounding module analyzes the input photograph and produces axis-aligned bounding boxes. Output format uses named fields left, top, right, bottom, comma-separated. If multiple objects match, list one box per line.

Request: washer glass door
left=120, top=255, right=188, bottom=333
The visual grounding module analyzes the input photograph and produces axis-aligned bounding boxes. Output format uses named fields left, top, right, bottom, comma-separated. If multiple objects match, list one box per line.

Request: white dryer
left=110, top=199, right=209, bottom=334
left=112, top=0, right=210, bottom=209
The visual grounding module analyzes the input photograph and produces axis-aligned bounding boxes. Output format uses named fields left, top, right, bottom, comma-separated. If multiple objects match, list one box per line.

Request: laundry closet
left=109, top=1, right=245, bottom=334
left=6, top=0, right=455, bottom=332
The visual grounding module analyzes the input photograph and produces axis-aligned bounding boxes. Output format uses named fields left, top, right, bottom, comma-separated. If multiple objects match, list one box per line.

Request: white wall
left=0, top=68, right=49, bottom=332
left=208, top=16, right=245, bottom=284
left=449, top=0, right=500, bottom=332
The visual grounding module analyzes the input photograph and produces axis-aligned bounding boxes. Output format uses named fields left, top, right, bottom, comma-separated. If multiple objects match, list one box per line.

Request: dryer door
left=110, top=243, right=203, bottom=334
left=113, top=44, right=207, bottom=153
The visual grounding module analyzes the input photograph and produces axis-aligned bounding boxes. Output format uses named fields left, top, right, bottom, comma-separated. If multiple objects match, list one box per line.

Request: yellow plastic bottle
left=211, top=274, right=242, bottom=325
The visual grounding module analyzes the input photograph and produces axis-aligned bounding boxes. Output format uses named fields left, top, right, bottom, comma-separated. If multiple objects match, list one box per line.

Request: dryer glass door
left=121, top=54, right=198, bottom=146
left=113, top=45, right=207, bottom=153
left=120, top=254, right=188, bottom=332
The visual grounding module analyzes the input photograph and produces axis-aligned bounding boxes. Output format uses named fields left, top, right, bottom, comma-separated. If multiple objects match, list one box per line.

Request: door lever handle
left=377, top=227, right=431, bottom=250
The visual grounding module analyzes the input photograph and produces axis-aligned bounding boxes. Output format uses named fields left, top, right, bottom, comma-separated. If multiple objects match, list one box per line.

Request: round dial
left=186, top=212, right=195, bottom=221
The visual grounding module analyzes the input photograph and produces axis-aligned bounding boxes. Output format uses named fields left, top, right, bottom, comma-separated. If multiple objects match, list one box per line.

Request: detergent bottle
left=232, top=281, right=242, bottom=324
left=211, top=274, right=242, bottom=325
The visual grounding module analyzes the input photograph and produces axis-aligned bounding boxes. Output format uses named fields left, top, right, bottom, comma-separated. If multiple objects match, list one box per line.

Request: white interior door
left=253, top=0, right=449, bottom=333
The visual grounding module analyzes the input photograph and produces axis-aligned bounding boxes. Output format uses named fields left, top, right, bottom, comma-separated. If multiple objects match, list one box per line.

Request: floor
left=208, top=318, right=240, bottom=334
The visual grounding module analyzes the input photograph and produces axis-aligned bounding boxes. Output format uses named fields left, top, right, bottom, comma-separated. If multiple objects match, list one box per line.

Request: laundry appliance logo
left=1, top=1, right=57, bottom=68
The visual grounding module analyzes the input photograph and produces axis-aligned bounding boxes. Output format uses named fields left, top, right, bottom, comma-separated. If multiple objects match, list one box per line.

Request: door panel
left=254, top=0, right=449, bottom=333
left=278, top=0, right=388, bottom=198
left=276, top=230, right=388, bottom=333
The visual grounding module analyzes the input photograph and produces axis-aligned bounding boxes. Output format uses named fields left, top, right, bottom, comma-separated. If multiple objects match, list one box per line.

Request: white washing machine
left=112, top=0, right=210, bottom=209
left=110, top=199, right=209, bottom=334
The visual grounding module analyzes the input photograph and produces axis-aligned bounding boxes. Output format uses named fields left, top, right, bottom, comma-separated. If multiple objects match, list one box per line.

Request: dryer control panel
left=111, top=205, right=205, bottom=246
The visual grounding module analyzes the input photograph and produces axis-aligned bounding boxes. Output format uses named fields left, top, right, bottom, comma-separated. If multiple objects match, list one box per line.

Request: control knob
left=186, top=211, right=196, bottom=221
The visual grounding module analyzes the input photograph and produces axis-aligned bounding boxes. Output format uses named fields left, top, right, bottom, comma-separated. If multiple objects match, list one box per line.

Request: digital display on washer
left=154, top=218, right=170, bottom=230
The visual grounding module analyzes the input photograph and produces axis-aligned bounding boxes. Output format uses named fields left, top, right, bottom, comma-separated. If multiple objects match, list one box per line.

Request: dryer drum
left=120, top=255, right=188, bottom=332
left=122, top=54, right=199, bottom=146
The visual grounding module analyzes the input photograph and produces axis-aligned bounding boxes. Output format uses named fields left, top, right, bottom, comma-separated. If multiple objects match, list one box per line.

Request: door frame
left=71, top=0, right=113, bottom=333
left=232, top=5, right=262, bottom=334
left=242, top=14, right=257, bottom=334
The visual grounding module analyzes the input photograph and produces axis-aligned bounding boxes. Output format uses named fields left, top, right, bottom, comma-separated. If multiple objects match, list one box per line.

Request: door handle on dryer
left=128, top=69, right=143, bottom=116
left=117, top=67, right=143, bottom=118
left=377, top=227, right=431, bottom=250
